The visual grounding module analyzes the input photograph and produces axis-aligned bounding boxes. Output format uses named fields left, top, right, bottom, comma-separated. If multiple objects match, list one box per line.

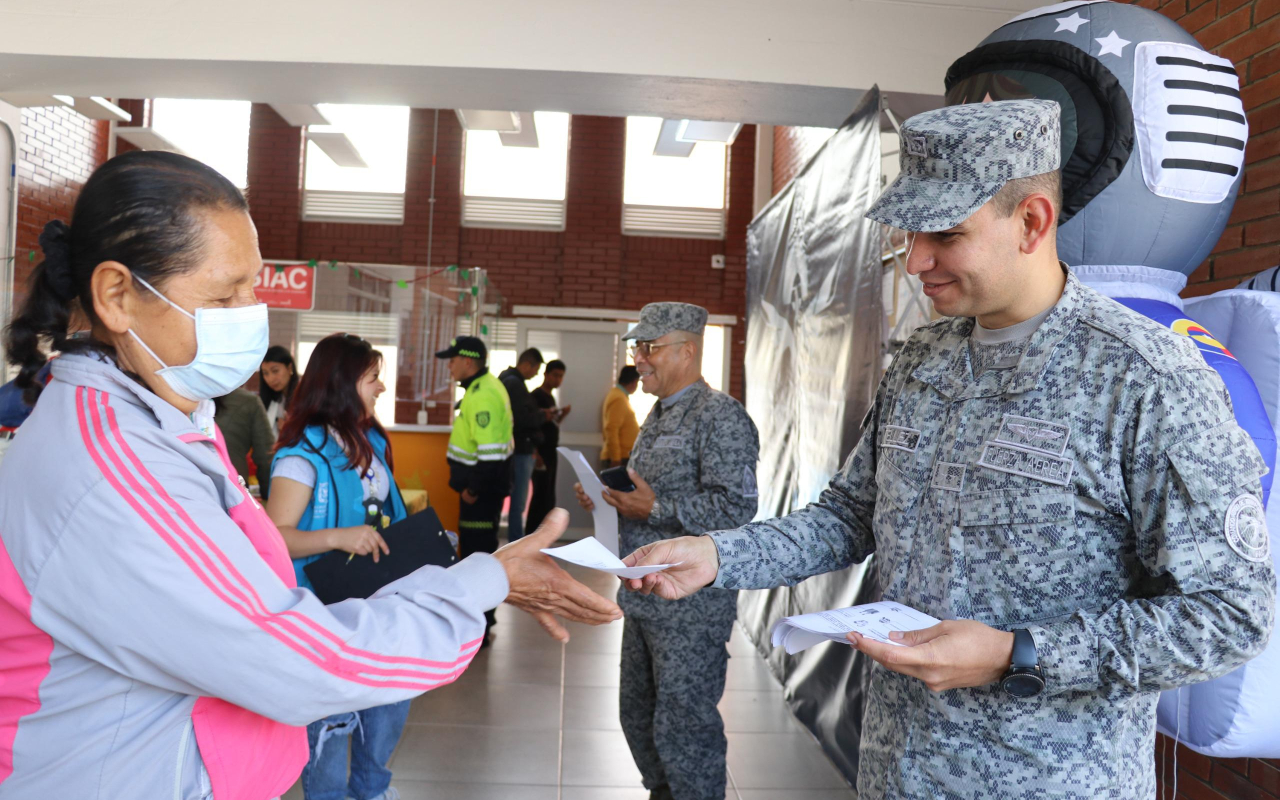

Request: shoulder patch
left=742, top=466, right=759, bottom=498
left=1224, top=493, right=1270, bottom=563
left=476, top=410, right=491, bottom=428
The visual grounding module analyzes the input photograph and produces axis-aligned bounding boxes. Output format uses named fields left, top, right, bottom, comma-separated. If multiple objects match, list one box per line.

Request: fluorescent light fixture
left=677, top=120, right=742, bottom=146
left=0, top=93, right=74, bottom=109
left=271, top=104, right=330, bottom=127
left=653, top=119, right=696, bottom=158
left=71, top=97, right=131, bottom=122
left=498, top=112, right=539, bottom=148
left=115, top=127, right=186, bottom=154
left=307, top=131, right=369, bottom=168
left=456, top=110, right=521, bottom=133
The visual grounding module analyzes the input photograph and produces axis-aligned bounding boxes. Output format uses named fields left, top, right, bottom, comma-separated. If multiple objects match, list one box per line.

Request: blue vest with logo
left=272, top=425, right=407, bottom=590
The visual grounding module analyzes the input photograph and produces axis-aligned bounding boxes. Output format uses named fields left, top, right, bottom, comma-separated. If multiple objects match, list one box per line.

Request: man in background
left=528, top=359, right=570, bottom=533
left=601, top=365, right=640, bottom=469
left=437, top=335, right=514, bottom=640
left=499, top=347, right=545, bottom=542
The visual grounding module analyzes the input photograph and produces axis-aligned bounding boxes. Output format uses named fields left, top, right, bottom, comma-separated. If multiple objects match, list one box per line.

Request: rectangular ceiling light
left=115, top=127, right=185, bottom=154
left=307, top=131, right=368, bottom=168
left=498, top=112, right=539, bottom=148
left=271, top=103, right=331, bottom=127
left=71, top=97, right=132, bottom=122
left=677, top=120, right=743, bottom=145
left=0, top=93, right=74, bottom=109
left=653, top=118, right=696, bottom=158
left=455, top=109, right=521, bottom=133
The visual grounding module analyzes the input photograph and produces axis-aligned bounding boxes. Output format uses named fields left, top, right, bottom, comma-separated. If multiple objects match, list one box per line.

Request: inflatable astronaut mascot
left=944, top=0, right=1280, bottom=756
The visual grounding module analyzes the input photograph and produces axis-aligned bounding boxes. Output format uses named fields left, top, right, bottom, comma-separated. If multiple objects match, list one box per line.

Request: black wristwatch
left=1000, top=628, right=1045, bottom=698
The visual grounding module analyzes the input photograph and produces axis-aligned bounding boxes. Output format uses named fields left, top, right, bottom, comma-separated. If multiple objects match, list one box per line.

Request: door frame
left=515, top=317, right=629, bottom=448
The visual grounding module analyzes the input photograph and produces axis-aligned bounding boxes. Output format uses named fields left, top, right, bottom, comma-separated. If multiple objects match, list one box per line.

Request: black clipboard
left=304, top=508, right=459, bottom=605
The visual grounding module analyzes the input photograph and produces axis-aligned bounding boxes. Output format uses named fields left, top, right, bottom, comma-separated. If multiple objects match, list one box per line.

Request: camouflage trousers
left=619, top=616, right=730, bottom=800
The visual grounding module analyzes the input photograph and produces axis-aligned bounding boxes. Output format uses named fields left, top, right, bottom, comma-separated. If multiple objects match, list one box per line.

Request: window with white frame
left=151, top=99, right=251, bottom=188
left=622, top=116, right=728, bottom=239
left=462, top=111, right=570, bottom=231
left=303, top=104, right=410, bottom=224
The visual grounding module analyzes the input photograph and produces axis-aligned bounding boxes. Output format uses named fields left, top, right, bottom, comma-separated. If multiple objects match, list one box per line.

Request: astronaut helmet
left=945, top=0, right=1247, bottom=276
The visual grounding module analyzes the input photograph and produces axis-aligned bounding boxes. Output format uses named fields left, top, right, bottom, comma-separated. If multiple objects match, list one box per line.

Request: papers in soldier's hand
left=770, top=601, right=941, bottom=655
left=541, top=536, right=680, bottom=579
left=557, top=446, right=619, bottom=555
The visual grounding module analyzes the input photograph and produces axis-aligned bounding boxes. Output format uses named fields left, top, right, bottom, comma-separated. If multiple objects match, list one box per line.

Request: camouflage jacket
left=622, top=379, right=760, bottom=632
left=711, top=271, right=1275, bottom=799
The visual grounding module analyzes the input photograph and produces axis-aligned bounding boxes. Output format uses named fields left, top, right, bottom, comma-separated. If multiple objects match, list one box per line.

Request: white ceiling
left=0, top=0, right=1046, bottom=126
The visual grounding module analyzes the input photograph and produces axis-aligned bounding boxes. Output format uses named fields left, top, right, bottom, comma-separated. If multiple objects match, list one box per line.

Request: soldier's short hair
left=990, top=170, right=1062, bottom=219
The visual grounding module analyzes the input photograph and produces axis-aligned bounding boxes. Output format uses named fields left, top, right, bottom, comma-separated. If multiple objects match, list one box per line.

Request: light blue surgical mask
left=128, top=276, right=269, bottom=402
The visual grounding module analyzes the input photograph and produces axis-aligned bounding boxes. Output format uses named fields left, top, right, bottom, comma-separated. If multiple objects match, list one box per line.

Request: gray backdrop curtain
left=738, top=86, right=886, bottom=785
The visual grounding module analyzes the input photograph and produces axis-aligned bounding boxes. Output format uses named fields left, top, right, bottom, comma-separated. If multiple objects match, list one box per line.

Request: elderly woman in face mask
left=0, top=151, right=620, bottom=800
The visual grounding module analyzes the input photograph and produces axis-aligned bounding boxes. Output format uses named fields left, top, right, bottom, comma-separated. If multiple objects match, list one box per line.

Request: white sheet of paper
left=541, top=536, right=680, bottom=579
left=769, top=601, right=941, bottom=655
left=556, top=446, right=620, bottom=555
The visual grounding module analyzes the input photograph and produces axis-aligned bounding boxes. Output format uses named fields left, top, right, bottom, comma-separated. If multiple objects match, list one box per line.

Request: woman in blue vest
left=266, top=332, right=408, bottom=800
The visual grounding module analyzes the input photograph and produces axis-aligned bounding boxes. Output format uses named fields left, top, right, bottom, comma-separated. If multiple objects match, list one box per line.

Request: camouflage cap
left=866, top=99, right=1061, bottom=233
left=623, top=302, right=709, bottom=341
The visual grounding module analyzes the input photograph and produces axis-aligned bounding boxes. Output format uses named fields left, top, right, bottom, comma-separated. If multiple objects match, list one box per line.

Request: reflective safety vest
left=447, top=371, right=514, bottom=466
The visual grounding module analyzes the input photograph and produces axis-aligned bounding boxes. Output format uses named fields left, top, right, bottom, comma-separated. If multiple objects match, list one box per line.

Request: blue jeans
left=301, top=700, right=411, bottom=800
left=508, top=453, right=535, bottom=541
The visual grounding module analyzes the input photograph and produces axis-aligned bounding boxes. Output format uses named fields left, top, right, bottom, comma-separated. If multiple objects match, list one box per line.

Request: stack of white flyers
left=770, top=601, right=941, bottom=655
left=539, top=447, right=681, bottom=578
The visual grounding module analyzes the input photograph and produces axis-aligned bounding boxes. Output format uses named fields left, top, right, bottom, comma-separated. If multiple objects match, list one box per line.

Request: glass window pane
left=151, top=98, right=251, bottom=188
left=623, top=116, right=727, bottom=209
left=305, top=104, right=410, bottom=194
left=463, top=111, right=570, bottom=201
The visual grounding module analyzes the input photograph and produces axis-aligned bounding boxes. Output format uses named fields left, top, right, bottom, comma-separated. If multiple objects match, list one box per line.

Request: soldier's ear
left=1018, top=193, right=1057, bottom=256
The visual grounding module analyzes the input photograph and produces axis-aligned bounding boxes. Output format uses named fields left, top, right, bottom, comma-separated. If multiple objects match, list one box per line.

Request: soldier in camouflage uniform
left=622, top=101, right=1275, bottom=799
left=575, top=302, right=760, bottom=800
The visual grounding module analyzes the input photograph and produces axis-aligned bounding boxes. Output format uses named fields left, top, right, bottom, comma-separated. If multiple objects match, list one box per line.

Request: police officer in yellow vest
left=437, top=335, right=514, bottom=639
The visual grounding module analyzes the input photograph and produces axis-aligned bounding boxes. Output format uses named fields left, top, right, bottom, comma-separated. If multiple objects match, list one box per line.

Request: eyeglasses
left=629, top=340, right=688, bottom=358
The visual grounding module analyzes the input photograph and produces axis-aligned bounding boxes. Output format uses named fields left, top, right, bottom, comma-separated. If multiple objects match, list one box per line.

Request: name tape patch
left=995, top=414, right=1070, bottom=456
left=977, top=441, right=1074, bottom=486
left=654, top=435, right=685, bottom=450
left=931, top=462, right=966, bottom=493
left=881, top=425, right=922, bottom=453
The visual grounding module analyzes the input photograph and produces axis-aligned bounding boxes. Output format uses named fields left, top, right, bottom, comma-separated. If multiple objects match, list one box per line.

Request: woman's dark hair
left=276, top=333, right=391, bottom=473
left=4, top=150, right=249, bottom=404
left=259, top=345, right=299, bottom=410
left=618, top=365, right=640, bottom=385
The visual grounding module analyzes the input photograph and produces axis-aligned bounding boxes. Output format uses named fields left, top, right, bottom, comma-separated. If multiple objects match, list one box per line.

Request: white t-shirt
left=273, top=433, right=390, bottom=503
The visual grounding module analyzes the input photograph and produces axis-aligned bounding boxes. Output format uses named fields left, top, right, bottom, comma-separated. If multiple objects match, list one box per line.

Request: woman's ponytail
left=5, top=220, right=77, bottom=404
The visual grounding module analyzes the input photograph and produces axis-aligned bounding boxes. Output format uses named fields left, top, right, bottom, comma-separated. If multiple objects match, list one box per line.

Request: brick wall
left=1128, top=0, right=1280, bottom=297
left=772, top=125, right=836, bottom=195
left=11, top=106, right=110, bottom=309
left=1157, top=739, right=1280, bottom=799
left=249, top=107, right=753, bottom=405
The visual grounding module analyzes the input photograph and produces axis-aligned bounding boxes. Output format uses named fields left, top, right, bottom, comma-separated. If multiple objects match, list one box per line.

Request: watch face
left=1002, top=672, right=1045, bottom=699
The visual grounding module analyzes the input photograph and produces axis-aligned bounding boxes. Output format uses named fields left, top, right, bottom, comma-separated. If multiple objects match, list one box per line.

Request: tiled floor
left=284, top=563, right=856, bottom=799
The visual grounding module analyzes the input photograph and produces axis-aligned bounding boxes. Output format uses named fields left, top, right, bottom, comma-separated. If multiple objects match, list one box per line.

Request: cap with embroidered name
left=623, top=302, right=709, bottom=342
left=435, top=335, right=487, bottom=362
left=866, top=99, right=1062, bottom=233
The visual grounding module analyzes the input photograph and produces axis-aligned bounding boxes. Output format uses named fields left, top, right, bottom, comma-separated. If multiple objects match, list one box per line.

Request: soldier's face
left=903, top=202, right=1024, bottom=319
left=633, top=334, right=693, bottom=396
